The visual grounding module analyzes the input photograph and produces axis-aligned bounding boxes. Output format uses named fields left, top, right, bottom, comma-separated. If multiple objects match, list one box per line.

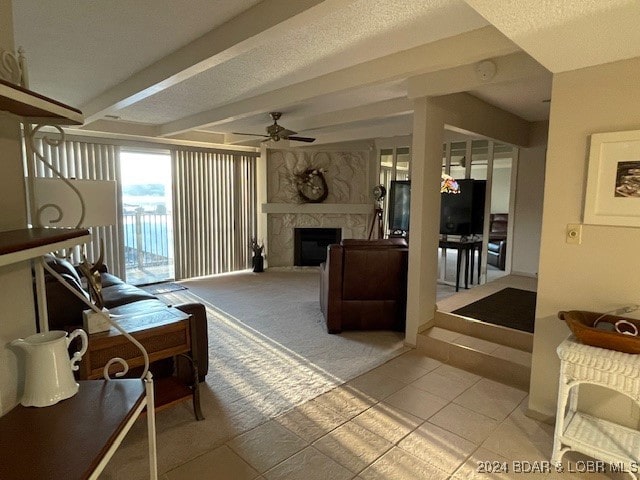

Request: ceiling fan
left=233, top=112, right=316, bottom=143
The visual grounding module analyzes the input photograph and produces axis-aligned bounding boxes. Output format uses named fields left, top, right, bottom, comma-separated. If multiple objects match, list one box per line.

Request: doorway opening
left=376, top=137, right=517, bottom=296
left=440, top=138, right=516, bottom=290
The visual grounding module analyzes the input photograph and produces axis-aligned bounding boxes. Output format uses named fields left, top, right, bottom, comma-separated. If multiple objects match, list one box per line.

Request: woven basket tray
left=559, top=310, right=640, bottom=354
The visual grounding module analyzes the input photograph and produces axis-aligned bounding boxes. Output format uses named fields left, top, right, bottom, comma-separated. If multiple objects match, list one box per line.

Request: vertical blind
left=29, top=135, right=258, bottom=281
left=30, top=137, right=125, bottom=277
left=172, top=149, right=257, bottom=280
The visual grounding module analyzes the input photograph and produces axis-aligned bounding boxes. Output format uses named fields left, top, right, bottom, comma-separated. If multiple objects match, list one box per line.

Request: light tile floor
left=162, top=350, right=625, bottom=480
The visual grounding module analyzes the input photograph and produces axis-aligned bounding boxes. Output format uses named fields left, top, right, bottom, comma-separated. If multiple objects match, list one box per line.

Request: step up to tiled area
left=417, top=310, right=533, bottom=391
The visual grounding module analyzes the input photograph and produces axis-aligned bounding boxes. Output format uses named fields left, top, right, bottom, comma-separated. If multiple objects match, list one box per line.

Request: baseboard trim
left=417, top=320, right=433, bottom=333
left=524, top=407, right=555, bottom=426
left=509, top=270, right=538, bottom=278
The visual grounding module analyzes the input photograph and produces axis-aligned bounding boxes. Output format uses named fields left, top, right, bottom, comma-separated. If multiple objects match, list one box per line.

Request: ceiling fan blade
left=239, top=114, right=315, bottom=144
left=231, top=132, right=270, bottom=138
left=287, top=136, right=316, bottom=143
left=279, top=128, right=297, bottom=137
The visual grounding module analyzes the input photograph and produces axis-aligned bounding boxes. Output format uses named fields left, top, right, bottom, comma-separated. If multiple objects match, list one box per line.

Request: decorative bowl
left=559, top=310, right=640, bottom=354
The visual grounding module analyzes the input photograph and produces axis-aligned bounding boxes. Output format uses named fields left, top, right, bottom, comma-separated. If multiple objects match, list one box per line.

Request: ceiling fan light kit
left=233, top=112, right=316, bottom=143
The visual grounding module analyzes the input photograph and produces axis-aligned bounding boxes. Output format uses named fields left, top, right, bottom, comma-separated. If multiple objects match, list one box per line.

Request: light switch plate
left=566, top=224, right=582, bottom=244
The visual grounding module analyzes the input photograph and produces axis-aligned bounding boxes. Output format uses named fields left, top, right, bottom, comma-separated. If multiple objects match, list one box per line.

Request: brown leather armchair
left=320, top=238, right=408, bottom=334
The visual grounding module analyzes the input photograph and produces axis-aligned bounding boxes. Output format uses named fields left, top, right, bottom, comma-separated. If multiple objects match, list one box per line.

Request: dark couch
left=41, top=255, right=208, bottom=382
left=320, top=238, right=408, bottom=334
left=487, top=213, right=508, bottom=270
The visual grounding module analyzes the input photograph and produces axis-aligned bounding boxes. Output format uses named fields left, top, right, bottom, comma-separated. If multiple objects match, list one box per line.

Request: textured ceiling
left=12, top=0, right=262, bottom=105
left=17, top=0, right=636, bottom=145
left=464, top=0, right=640, bottom=72
left=197, top=81, right=407, bottom=134
left=115, top=0, right=488, bottom=125
left=471, top=75, right=552, bottom=122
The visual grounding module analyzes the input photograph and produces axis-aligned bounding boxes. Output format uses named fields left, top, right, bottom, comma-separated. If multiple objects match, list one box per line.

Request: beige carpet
left=103, top=268, right=407, bottom=479
left=178, top=268, right=408, bottom=383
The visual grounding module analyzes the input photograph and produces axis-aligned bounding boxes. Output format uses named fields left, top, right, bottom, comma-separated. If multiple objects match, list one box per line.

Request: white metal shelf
left=0, top=228, right=90, bottom=267
left=0, top=378, right=157, bottom=480
left=0, top=78, right=83, bottom=125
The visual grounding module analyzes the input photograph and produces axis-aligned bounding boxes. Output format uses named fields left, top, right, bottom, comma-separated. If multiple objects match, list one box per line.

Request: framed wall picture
left=584, top=129, right=640, bottom=227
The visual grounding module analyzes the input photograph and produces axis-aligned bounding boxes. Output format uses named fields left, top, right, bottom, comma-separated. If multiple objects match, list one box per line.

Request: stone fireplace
left=262, top=147, right=374, bottom=267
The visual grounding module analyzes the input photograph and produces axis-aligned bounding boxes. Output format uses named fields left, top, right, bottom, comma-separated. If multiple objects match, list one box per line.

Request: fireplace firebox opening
left=294, top=228, right=342, bottom=266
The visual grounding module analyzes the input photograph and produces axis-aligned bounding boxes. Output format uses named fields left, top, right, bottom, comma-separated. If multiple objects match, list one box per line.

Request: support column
left=405, top=97, right=445, bottom=345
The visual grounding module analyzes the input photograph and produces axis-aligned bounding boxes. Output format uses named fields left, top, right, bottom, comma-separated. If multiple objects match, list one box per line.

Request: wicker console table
left=552, top=336, right=640, bottom=478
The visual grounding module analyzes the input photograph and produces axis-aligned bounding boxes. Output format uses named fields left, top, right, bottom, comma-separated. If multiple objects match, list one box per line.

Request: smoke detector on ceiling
left=474, top=60, right=497, bottom=82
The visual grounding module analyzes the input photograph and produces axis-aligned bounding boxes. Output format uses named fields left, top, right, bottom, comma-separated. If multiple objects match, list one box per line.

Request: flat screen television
left=388, top=180, right=410, bottom=233
left=440, top=179, right=486, bottom=235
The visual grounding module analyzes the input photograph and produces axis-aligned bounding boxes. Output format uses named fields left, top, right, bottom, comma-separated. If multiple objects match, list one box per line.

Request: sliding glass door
left=120, top=149, right=174, bottom=285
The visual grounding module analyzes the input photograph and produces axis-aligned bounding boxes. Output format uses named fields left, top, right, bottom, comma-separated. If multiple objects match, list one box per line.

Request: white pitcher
left=11, top=329, right=88, bottom=407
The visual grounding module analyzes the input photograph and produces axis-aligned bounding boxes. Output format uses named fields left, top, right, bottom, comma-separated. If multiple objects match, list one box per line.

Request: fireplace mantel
left=261, top=203, right=372, bottom=215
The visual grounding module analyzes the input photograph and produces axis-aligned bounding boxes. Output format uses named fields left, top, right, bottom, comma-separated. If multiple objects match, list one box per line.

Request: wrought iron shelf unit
left=0, top=52, right=157, bottom=479
left=0, top=78, right=83, bottom=125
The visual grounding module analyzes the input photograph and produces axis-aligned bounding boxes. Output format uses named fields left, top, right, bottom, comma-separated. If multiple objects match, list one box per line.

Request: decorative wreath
left=294, top=168, right=329, bottom=203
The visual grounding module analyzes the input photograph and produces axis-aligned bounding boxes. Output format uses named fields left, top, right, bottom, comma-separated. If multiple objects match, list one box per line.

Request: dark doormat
left=142, top=282, right=187, bottom=295
left=451, top=287, right=536, bottom=333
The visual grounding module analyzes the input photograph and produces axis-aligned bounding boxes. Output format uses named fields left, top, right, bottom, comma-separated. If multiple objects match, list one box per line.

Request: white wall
left=490, top=166, right=511, bottom=214
left=529, top=57, right=640, bottom=426
left=0, top=0, right=37, bottom=413
left=453, top=161, right=511, bottom=214
left=511, top=121, right=547, bottom=276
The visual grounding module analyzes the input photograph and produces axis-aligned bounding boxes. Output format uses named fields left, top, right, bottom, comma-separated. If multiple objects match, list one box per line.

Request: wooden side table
left=439, top=239, right=482, bottom=291
left=0, top=379, right=157, bottom=480
left=552, top=336, right=640, bottom=477
left=80, top=307, right=203, bottom=420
